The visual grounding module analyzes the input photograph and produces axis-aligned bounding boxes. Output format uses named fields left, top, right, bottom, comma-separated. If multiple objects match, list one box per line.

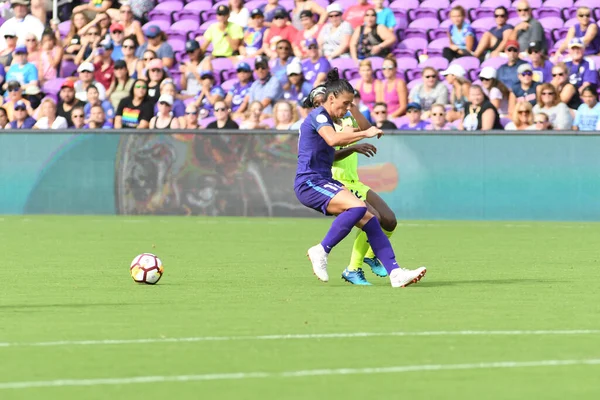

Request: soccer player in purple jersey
left=295, top=69, right=427, bottom=287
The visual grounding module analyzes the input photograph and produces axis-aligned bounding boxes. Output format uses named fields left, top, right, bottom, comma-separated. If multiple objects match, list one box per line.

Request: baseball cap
left=3, top=27, right=16, bottom=37
left=300, top=10, right=313, bottom=19
left=250, top=8, right=264, bottom=18
left=110, top=23, right=124, bottom=33
left=102, top=41, right=114, bottom=51
left=479, top=66, right=497, bottom=80
left=528, top=41, right=542, bottom=52
left=216, top=5, right=230, bottom=15
left=61, top=80, right=75, bottom=89
left=11, top=0, right=29, bottom=6
left=143, top=25, right=162, bottom=38
left=236, top=62, right=251, bottom=72
left=273, top=8, right=288, bottom=19
left=286, top=62, right=302, bottom=76
left=505, top=40, right=519, bottom=51
left=517, top=63, right=533, bottom=74
left=158, top=94, right=174, bottom=106
left=407, top=102, right=422, bottom=111
left=255, top=56, right=269, bottom=69
left=14, top=100, right=27, bottom=110
left=200, top=70, right=214, bottom=79
left=326, top=3, right=343, bottom=14
left=114, top=60, right=127, bottom=69
left=7, top=80, right=21, bottom=91
left=305, top=38, right=318, bottom=48
left=14, top=45, right=27, bottom=54
left=147, top=58, right=163, bottom=70
left=440, top=64, right=466, bottom=78
left=185, top=40, right=200, bottom=53
left=24, top=86, right=40, bottom=96
left=78, top=62, right=95, bottom=73
left=569, top=37, right=585, bottom=48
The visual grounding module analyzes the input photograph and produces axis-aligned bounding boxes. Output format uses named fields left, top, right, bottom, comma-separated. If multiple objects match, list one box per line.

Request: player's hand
left=364, top=126, right=383, bottom=138
left=341, top=124, right=357, bottom=134
left=352, top=143, right=377, bottom=157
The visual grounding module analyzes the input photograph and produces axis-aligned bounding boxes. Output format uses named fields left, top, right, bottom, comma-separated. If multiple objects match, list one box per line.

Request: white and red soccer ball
left=130, top=253, right=164, bottom=284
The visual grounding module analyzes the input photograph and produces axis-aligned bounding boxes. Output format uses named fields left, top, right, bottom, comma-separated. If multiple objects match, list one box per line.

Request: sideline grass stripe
left=1, top=330, right=599, bottom=348
left=1, top=359, right=600, bottom=390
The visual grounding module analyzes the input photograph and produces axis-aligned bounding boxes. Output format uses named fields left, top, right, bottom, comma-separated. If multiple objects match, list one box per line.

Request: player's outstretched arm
left=334, top=143, right=377, bottom=161
left=318, top=125, right=382, bottom=147
left=348, top=103, right=372, bottom=131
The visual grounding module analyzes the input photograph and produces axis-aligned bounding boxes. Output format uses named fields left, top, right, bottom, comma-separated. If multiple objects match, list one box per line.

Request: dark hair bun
left=326, top=68, right=341, bottom=83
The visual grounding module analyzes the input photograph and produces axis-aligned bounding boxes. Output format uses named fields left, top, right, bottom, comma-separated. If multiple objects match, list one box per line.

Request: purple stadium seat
left=406, top=77, right=423, bottom=91
left=221, top=78, right=236, bottom=92
left=438, top=8, right=451, bottom=21
left=59, top=60, right=78, bottom=78
left=344, top=68, right=360, bottom=80
left=574, top=0, right=597, bottom=7
left=450, top=56, right=480, bottom=71
left=511, top=0, right=541, bottom=7
left=418, top=56, right=449, bottom=70
left=595, top=9, right=600, bottom=22
left=394, top=56, right=418, bottom=70
left=42, top=78, right=66, bottom=96
left=403, top=28, right=428, bottom=41
left=481, top=57, right=506, bottom=69
left=429, top=28, right=449, bottom=41
left=539, top=17, right=563, bottom=31
left=449, top=0, right=480, bottom=9
left=500, top=117, right=511, bottom=128
left=196, top=20, right=214, bottom=36
left=143, top=20, right=171, bottom=32
left=534, top=7, right=562, bottom=20
left=154, top=1, right=183, bottom=12
left=428, top=37, right=448, bottom=50
left=480, top=0, right=510, bottom=8
left=393, top=11, right=408, bottom=30
left=562, top=8, right=579, bottom=21
left=471, top=17, right=495, bottom=31
left=184, top=0, right=212, bottom=11
left=200, top=117, right=216, bottom=127
left=470, top=9, right=495, bottom=21
left=212, top=58, right=234, bottom=73
left=348, top=78, right=360, bottom=88
left=408, top=17, right=440, bottom=29
left=280, top=0, right=294, bottom=11
left=390, top=0, right=420, bottom=11
left=408, top=8, right=439, bottom=22
left=335, top=0, right=359, bottom=10
left=244, top=0, right=264, bottom=11
left=368, top=57, right=385, bottom=70
left=553, top=38, right=566, bottom=51
left=399, top=37, right=428, bottom=50
left=553, top=27, right=570, bottom=42
left=391, top=116, right=409, bottom=127
left=544, top=0, right=572, bottom=7
left=58, top=21, right=71, bottom=38
left=148, top=10, right=173, bottom=24
left=169, top=19, right=200, bottom=33
left=168, top=38, right=186, bottom=52
left=439, top=19, right=470, bottom=29
left=261, top=118, right=275, bottom=129
left=213, top=0, right=228, bottom=7
left=421, top=0, right=450, bottom=9
left=330, top=58, right=357, bottom=73
left=507, top=17, right=522, bottom=27
left=468, top=69, right=481, bottom=81
left=174, top=10, right=202, bottom=24
left=393, top=48, right=417, bottom=58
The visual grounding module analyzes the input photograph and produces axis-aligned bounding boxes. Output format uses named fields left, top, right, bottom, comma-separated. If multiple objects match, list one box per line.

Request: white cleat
left=307, top=244, right=329, bottom=282
left=389, top=267, right=427, bottom=288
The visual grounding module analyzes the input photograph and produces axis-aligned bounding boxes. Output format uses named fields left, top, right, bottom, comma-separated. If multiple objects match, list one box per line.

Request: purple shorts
left=294, top=177, right=344, bottom=215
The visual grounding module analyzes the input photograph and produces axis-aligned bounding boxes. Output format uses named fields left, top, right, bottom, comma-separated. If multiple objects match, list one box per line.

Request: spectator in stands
left=408, top=67, right=449, bottom=117
left=136, top=49, right=157, bottom=79
left=241, top=9, right=267, bottom=57
left=270, top=39, right=299, bottom=85
left=183, top=104, right=200, bottom=130
left=114, top=78, right=153, bottom=129
left=350, top=8, right=395, bottom=61
left=399, top=102, right=429, bottom=130
left=194, top=71, right=226, bottom=119
left=93, top=43, right=115, bottom=91
left=355, top=59, right=381, bottom=111
left=441, top=64, right=470, bottom=122
left=344, top=0, right=372, bottom=30
left=2, top=81, right=32, bottom=121
left=136, top=26, right=174, bottom=69
left=201, top=5, right=244, bottom=59
left=283, top=62, right=311, bottom=105
left=528, top=41, right=553, bottom=83
left=497, top=40, right=527, bottom=90
left=179, top=40, right=207, bottom=98
left=462, top=85, right=503, bottom=131
left=37, top=31, right=62, bottom=85
left=57, top=80, right=86, bottom=127
left=63, top=12, right=89, bottom=62
left=6, top=99, right=35, bottom=129
left=0, top=107, right=8, bottom=129
left=551, top=62, right=582, bottom=111
left=573, top=86, right=600, bottom=131
left=121, top=37, right=139, bottom=78
left=241, top=56, right=284, bottom=115
left=371, top=102, right=397, bottom=130
left=119, top=3, right=145, bottom=45
left=295, top=10, right=323, bottom=57
left=0, top=0, right=45, bottom=50
left=107, top=60, right=134, bottom=110
left=5, top=45, right=38, bottom=90
left=379, top=55, right=407, bottom=118
left=471, top=6, right=513, bottom=60
left=80, top=12, right=112, bottom=45
left=319, top=3, right=352, bottom=59
left=240, top=101, right=269, bottom=129
left=352, top=88, right=373, bottom=123
left=505, top=101, right=533, bottom=130
left=74, top=24, right=103, bottom=66
left=75, top=62, right=106, bottom=102
left=553, top=7, right=600, bottom=61
left=531, top=112, right=552, bottom=131
left=532, top=83, right=573, bottom=130
left=229, top=0, right=250, bottom=28
left=259, top=0, right=284, bottom=25
left=373, top=0, right=395, bottom=29
left=207, top=101, right=239, bottom=129
left=24, top=85, right=43, bottom=110
left=226, top=62, right=254, bottom=115
left=301, top=39, right=330, bottom=87
left=509, top=0, right=546, bottom=55
left=426, top=103, right=455, bottom=130
left=155, top=81, right=186, bottom=127
left=479, top=67, right=509, bottom=117
left=508, top=64, right=540, bottom=114
left=146, top=58, right=167, bottom=104
left=70, top=107, right=86, bottom=129
left=0, top=27, right=18, bottom=66
left=25, top=33, right=40, bottom=65
left=263, top=9, right=299, bottom=60
left=108, top=23, right=125, bottom=61
left=565, top=38, right=598, bottom=94
left=33, top=98, right=68, bottom=129
left=292, top=0, right=327, bottom=30
left=149, top=94, right=180, bottom=129
left=84, top=84, right=115, bottom=125
left=85, top=105, right=113, bottom=129
left=273, top=100, right=297, bottom=130
left=73, top=0, right=116, bottom=21
left=443, top=6, right=476, bottom=62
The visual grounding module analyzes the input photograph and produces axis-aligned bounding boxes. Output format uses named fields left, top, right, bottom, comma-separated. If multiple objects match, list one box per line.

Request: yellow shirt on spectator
left=203, top=23, right=243, bottom=57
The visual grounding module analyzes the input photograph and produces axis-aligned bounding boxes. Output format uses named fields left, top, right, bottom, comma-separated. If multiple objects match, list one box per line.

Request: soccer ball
left=130, top=253, right=164, bottom=284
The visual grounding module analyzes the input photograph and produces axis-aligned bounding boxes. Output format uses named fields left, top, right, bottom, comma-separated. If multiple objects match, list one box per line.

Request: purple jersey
left=295, top=106, right=335, bottom=183
left=565, top=59, right=598, bottom=89
left=228, top=81, right=252, bottom=112
left=302, top=57, right=331, bottom=85
left=283, top=81, right=313, bottom=104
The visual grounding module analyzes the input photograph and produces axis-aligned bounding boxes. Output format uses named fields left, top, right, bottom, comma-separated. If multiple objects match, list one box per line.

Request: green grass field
left=1, top=216, right=599, bottom=399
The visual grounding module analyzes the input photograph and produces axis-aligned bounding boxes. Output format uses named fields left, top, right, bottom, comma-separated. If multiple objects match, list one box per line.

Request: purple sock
left=321, top=207, right=367, bottom=253
left=362, top=217, right=399, bottom=274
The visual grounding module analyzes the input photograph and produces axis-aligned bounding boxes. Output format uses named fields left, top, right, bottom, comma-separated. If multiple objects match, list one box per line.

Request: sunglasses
left=506, top=48, right=518, bottom=52
left=150, top=68, right=161, bottom=72
left=521, top=71, right=533, bottom=76
left=552, top=72, right=564, bottom=77
left=517, top=8, right=530, bottom=12
left=431, top=113, right=444, bottom=116
left=80, top=70, right=92, bottom=73
left=424, top=75, right=436, bottom=79
left=534, top=120, right=547, bottom=124
left=528, top=49, right=540, bottom=54
left=122, top=45, right=134, bottom=49
left=8, top=87, right=21, bottom=92
left=277, top=46, right=290, bottom=50
left=542, top=91, right=555, bottom=95
left=329, top=13, right=341, bottom=17
left=72, top=114, right=84, bottom=118
left=518, top=110, right=530, bottom=114
left=494, top=14, right=506, bottom=18
left=120, top=9, right=132, bottom=14
left=289, top=73, right=300, bottom=77
left=373, top=110, right=386, bottom=114
left=4, top=35, right=15, bottom=39
left=186, top=111, right=198, bottom=115
left=134, top=84, right=147, bottom=89
left=578, top=13, right=590, bottom=18
left=365, top=13, right=376, bottom=17
left=382, top=66, right=394, bottom=70
left=480, top=77, right=491, bottom=81
left=214, top=108, right=227, bottom=112
left=87, top=32, right=100, bottom=36
left=274, top=16, right=285, bottom=20
left=308, top=45, right=318, bottom=50
left=14, top=106, right=27, bottom=111
left=159, top=101, right=171, bottom=106
left=112, top=30, right=123, bottom=34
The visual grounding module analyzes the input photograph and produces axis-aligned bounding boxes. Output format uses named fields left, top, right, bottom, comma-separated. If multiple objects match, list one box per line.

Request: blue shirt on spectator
left=111, top=44, right=124, bottom=61
left=399, top=121, right=429, bottom=130
left=84, top=100, right=115, bottom=121
left=449, top=22, right=476, bottom=50
left=247, top=74, right=283, bottom=114
left=135, top=42, right=174, bottom=61
left=283, top=81, right=312, bottom=104
left=196, top=85, right=226, bottom=117
left=6, top=63, right=38, bottom=86
left=573, top=102, right=600, bottom=131
left=228, top=81, right=252, bottom=112
left=565, top=58, right=598, bottom=89
left=511, top=81, right=540, bottom=106
left=497, top=59, right=527, bottom=90
left=83, top=122, right=113, bottom=129
left=376, top=8, right=396, bottom=29
left=490, top=24, right=513, bottom=41
left=9, top=117, right=36, bottom=129
left=270, top=57, right=298, bottom=86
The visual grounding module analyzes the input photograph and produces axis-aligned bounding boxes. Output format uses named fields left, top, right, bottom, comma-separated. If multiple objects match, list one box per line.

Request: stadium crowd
left=0, top=0, right=599, bottom=131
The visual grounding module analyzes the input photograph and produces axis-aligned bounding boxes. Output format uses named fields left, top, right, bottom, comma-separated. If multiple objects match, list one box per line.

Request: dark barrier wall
left=1, top=130, right=600, bottom=220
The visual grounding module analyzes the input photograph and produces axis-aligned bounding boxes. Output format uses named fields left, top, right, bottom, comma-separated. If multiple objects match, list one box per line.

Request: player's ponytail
left=324, top=67, right=354, bottom=98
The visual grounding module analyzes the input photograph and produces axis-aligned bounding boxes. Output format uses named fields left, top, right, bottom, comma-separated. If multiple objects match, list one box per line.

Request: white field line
left=1, top=358, right=600, bottom=390
left=0, top=330, right=599, bottom=349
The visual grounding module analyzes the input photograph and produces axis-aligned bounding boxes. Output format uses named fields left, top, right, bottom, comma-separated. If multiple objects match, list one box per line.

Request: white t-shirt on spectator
left=34, top=116, right=68, bottom=130
left=74, top=81, right=107, bottom=103
left=484, top=86, right=509, bottom=116
left=0, top=15, right=45, bottom=50
left=229, top=8, right=249, bottom=28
